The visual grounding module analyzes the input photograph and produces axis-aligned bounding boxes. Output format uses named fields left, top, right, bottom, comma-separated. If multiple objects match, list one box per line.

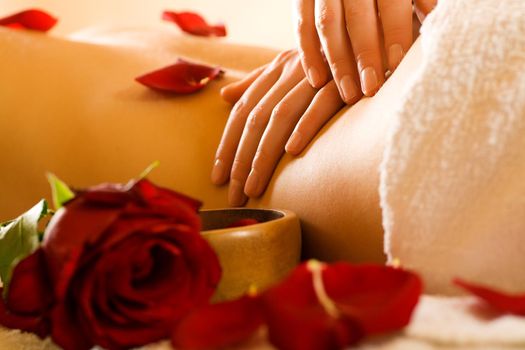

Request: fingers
left=286, top=80, right=345, bottom=155
left=315, top=0, right=361, bottom=104
left=220, top=64, right=268, bottom=104
left=294, top=0, right=330, bottom=88
left=377, top=0, right=413, bottom=72
left=228, top=64, right=304, bottom=206
left=212, top=66, right=281, bottom=187
left=343, top=0, right=385, bottom=97
left=244, top=79, right=317, bottom=198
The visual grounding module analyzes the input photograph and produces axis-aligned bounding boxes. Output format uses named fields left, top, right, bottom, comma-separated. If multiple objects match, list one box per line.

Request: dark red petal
left=454, top=278, right=525, bottom=315
left=74, top=231, right=220, bottom=350
left=164, top=228, right=222, bottom=306
left=262, top=263, right=363, bottom=350
left=135, top=58, right=223, bottom=94
left=172, top=295, right=263, bottom=349
left=0, top=294, right=49, bottom=338
left=72, top=240, right=171, bottom=350
left=226, top=218, right=259, bottom=228
left=0, top=250, right=52, bottom=338
left=77, top=182, right=131, bottom=206
left=42, top=202, right=122, bottom=292
left=6, top=249, right=52, bottom=315
left=0, top=9, right=57, bottom=32
left=50, top=302, right=93, bottom=350
left=162, top=11, right=226, bottom=37
left=323, top=264, right=422, bottom=335
left=132, top=179, right=202, bottom=212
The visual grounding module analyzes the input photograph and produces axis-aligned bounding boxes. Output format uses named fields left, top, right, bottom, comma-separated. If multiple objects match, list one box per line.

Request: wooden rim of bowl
left=199, top=208, right=295, bottom=233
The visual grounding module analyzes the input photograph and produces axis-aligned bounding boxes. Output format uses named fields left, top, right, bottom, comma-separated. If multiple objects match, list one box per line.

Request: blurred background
left=1, top=0, right=295, bottom=49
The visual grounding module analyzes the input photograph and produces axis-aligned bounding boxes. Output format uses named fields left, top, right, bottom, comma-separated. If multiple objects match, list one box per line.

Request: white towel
left=381, top=0, right=525, bottom=294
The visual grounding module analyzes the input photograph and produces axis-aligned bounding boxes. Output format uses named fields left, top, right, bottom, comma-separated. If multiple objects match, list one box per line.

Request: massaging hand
left=295, top=0, right=437, bottom=102
left=212, top=50, right=344, bottom=206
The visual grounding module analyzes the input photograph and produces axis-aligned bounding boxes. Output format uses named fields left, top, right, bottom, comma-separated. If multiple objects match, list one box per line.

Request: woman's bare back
left=0, top=27, right=423, bottom=263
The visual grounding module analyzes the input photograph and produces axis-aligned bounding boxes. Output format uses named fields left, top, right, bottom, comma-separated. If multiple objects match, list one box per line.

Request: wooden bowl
left=200, top=208, right=301, bottom=301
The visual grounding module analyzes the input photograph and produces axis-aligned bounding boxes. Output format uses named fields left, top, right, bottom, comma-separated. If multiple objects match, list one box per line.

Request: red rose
left=1, top=179, right=221, bottom=350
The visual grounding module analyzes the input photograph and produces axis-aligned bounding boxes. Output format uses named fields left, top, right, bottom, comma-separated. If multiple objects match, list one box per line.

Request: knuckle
left=295, top=16, right=311, bottom=33
left=315, top=7, right=336, bottom=31
left=355, top=47, right=379, bottom=67
left=344, top=1, right=367, bottom=19
left=275, top=50, right=294, bottom=66
left=282, top=58, right=301, bottom=74
left=315, top=88, right=331, bottom=101
left=253, top=149, right=270, bottom=169
left=384, top=26, right=407, bottom=41
left=310, top=87, right=336, bottom=107
left=231, top=158, right=250, bottom=180
left=307, top=98, right=323, bottom=117
left=378, top=0, right=397, bottom=12
left=232, top=99, right=247, bottom=115
left=246, top=108, right=266, bottom=131
left=328, top=57, right=351, bottom=76
left=271, top=102, right=292, bottom=121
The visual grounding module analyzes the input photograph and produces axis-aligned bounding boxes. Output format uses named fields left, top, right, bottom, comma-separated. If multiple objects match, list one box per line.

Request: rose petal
left=135, top=58, right=223, bottom=94
left=0, top=249, right=52, bottom=338
left=0, top=295, right=49, bottom=339
left=6, top=249, right=52, bottom=315
left=0, top=9, right=57, bottom=32
left=454, top=278, right=525, bottom=315
left=68, top=231, right=220, bottom=349
left=262, top=263, right=363, bottom=350
left=226, top=218, right=259, bottom=228
left=43, top=203, right=123, bottom=295
left=172, top=295, right=263, bottom=349
left=77, top=182, right=131, bottom=206
left=323, top=264, right=423, bottom=335
left=133, top=179, right=202, bottom=213
left=50, top=302, right=93, bottom=350
left=162, top=11, right=226, bottom=37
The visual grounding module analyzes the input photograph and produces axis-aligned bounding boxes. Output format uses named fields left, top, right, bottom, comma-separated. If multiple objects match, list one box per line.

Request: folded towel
left=358, top=296, right=525, bottom=350
left=406, top=296, right=525, bottom=346
left=381, top=0, right=525, bottom=294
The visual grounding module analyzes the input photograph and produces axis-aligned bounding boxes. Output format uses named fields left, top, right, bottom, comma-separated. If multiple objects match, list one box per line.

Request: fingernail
left=245, top=169, right=261, bottom=197
left=307, top=67, right=320, bottom=87
left=388, top=44, right=404, bottom=70
left=360, top=67, right=379, bottom=96
left=211, top=159, right=226, bottom=185
left=285, top=131, right=303, bottom=155
left=229, top=179, right=247, bottom=207
left=339, top=75, right=358, bottom=103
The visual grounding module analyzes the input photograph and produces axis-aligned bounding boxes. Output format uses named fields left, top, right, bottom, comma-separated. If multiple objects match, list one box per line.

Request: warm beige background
left=1, top=0, right=295, bottom=49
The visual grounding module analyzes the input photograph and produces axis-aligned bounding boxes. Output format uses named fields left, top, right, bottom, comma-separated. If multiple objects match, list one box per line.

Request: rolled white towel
left=381, top=0, right=525, bottom=294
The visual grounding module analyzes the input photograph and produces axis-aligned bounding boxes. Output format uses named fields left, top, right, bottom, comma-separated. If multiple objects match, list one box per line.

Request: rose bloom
left=0, top=179, right=221, bottom=350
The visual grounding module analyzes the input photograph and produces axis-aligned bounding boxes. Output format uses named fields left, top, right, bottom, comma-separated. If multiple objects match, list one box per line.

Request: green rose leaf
left=47, top=173, right=75, bottom=210
left=0, top=200, right=48, bottom=294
